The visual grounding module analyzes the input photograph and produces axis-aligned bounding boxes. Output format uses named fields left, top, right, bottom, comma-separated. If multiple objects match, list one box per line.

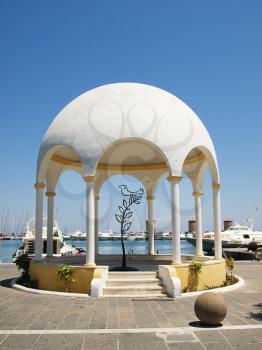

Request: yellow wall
left=29, top=261, right=103, bottom=294
left=29, top=259, right=225, bottom=295
left=169, top=260, right=226, bottom=292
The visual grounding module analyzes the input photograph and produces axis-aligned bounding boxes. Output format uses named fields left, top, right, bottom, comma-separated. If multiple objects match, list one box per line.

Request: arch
left=181, top=145, right=219, bottom=184
left=94, top=137, right=172, bottom=176
left=54, top=169, right=86, bottom=202
left=37, top=144, right=82, bottom=183
left=46, top=161, right=84, bottom=192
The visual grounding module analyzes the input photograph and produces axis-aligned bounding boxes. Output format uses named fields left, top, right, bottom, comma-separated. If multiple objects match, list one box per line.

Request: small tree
left=115, top=185, right=144, bottom=270
left=225, top=257, right=235, bottom=281
left=57, top=265, right=75, bottom=292
left=187, top=260, right=203, bottom=292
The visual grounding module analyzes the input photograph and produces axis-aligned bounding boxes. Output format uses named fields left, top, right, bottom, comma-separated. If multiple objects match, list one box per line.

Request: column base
left=171, top=261, right=182, bottom=266
left=84, top=263, right=96, bottom=268
left=149, top=252, right=155, bottom=255
left=213, top=256, right=224, bottom=261
left=193, top=254, right=205, bottom=262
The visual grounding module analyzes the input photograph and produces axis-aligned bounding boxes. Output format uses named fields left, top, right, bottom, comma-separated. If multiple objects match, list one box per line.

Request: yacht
left=98, top=229, right=114, bottom=241
left=186, top=223, right=262, bottom=252
left=70, top=230, right=86, bottom=240
left=127, top=232, right=147, bottom=241
left=12, top=214, right=63, bottom=261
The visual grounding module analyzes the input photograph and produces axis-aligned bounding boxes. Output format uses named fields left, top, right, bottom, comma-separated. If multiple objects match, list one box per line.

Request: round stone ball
left=194, top=292, right=227, bottom=325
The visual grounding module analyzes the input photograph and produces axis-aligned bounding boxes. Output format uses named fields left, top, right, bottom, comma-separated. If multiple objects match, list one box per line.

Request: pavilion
left=30, top=83, right=225, bottom=296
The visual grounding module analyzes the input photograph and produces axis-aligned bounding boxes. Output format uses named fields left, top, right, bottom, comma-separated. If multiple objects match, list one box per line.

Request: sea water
left=0, top=239, right=196, bottom=263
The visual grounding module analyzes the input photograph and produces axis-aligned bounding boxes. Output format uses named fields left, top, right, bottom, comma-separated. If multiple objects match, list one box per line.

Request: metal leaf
left=123, top=199, right=128, bottom=208
left=115, top=214, right=122, bottom=223
left=125, top=212, right=133, bottom=219
left=123, top=222, right=132, bottom=232
left=118, top=206, right=124, bottom=214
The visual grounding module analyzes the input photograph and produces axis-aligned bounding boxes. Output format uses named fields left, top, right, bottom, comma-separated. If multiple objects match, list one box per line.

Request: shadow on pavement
left=248, top=303, right=262, bottom=321
left=189, top=321, right=223, bottom=328
left=0, top=278, right=14, bottom=288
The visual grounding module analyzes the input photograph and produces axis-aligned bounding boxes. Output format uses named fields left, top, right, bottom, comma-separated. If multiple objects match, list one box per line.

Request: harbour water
left=0, top=239, right=196, bottom=263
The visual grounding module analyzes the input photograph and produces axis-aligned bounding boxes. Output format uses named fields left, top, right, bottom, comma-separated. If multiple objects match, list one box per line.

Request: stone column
left=193, top=191, right=204, bottom=257
left=84, top=175, right=96, bottom=267
left=147, top=195, right=155, bottom=255
left=46, top=191, right=56, bottom=257
left=34, top=183, right=45, bottom=260
left=95, top=195, right=100, bottom=254
left=213, top=182, right=222, bottom=259
left=168, top=176, right=183, bottom=265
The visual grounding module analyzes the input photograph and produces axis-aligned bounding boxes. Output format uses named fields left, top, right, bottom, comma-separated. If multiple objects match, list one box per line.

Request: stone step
left=102, top=294, right=168, bottom=299
left=106, top=278, right=160, bottom=287
left=108, top=271, right=157, bottom=279
left=106, top=279, right=161, bottom=287
left=103, top=270, right=167, bottom=298
left=103, top=286, right=164, bottom=296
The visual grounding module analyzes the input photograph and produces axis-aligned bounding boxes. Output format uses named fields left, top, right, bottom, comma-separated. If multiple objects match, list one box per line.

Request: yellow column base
left=84, top=263, right=96, bottom=268
left=213, top=257, right=224, bottom=261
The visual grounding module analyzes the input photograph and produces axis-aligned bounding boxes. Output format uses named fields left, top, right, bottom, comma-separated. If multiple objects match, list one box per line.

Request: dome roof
left=38, top=83, right=218, bottom=179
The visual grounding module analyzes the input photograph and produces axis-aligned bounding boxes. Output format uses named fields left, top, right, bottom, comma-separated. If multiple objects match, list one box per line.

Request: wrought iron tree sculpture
left=115, top=185, right=144, bottom=270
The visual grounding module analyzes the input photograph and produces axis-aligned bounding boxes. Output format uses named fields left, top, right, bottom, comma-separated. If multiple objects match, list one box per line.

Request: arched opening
left=97, top=174, right=147, bottom=256
left=37, top=144, right=83, bottom=184
left=55, top=170, right=86, bottom=234
left=181, top=146, right=221, bottom=258
left=95, top=137, right=171, bottom=174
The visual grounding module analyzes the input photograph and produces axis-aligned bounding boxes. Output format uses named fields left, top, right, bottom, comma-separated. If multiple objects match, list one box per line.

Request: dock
left=222, top=247, right=257, bottom=260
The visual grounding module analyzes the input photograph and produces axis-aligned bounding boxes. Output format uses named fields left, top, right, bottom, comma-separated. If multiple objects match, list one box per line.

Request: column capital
left=95, top=195, right=100, bottom=200
left=167, top=175, right=183, bottom=183
left=146, top=195, right=155, bottom=200
left=34, top=183, right=45, bottom=189
left=192, top=191, right=203, bottom=197
left=83, top=175, right=96, bottom=183
left=212, top=182, right=220, bottom=189
left=45, top=191, right=56, bottom=197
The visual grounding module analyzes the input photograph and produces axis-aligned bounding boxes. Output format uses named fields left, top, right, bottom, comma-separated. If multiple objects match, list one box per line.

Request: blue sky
left=0, top=1, right=261, bottom=233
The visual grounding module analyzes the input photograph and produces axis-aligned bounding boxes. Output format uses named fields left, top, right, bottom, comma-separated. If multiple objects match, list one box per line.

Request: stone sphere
left=194, top=292, right=227, bottom=325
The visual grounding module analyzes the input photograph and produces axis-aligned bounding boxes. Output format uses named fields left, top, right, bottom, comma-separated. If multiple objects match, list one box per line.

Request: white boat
left=186, top=223, right=262, bottom=252
left=98, top=229, right=114, bottom=240
left=70, top=230, right=86, bottom=240
left=127, top=232, right=147, bottom=241
left=12, top=214, right=63, bottom=260
left=161, top=232, right=171, bottom=239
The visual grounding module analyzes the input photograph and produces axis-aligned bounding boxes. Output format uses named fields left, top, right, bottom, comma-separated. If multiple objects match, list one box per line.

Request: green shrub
left=186, top=260, right=203, bottom=292
left=189, top=260, right=202, bottom=274
left=15, top=253, right=31, bottom=285
left=57, top=265, right=76, bottom=292
left=225, top=257, right=235, bottom=281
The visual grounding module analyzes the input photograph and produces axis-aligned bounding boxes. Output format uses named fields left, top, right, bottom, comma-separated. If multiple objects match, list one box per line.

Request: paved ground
left=0, top=262, right=261, bottom=349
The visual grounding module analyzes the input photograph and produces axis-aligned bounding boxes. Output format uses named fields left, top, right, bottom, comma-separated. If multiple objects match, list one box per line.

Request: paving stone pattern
left=0, top=262, right=261, bottom=349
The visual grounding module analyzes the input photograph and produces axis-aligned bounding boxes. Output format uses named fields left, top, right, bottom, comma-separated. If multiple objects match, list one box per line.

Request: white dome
left=37, top=83, right=218, bottom=180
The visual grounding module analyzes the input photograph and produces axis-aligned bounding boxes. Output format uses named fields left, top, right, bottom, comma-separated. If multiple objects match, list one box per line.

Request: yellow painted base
left=29, top=258, right=226, bottom=296
left=168, top=259, right=226, bottom=292
left=29, top=261, right=104, bottom=294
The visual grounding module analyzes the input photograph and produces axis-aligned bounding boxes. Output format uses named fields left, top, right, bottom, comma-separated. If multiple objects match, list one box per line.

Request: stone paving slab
left=0, top=262, right=261, bottom=349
